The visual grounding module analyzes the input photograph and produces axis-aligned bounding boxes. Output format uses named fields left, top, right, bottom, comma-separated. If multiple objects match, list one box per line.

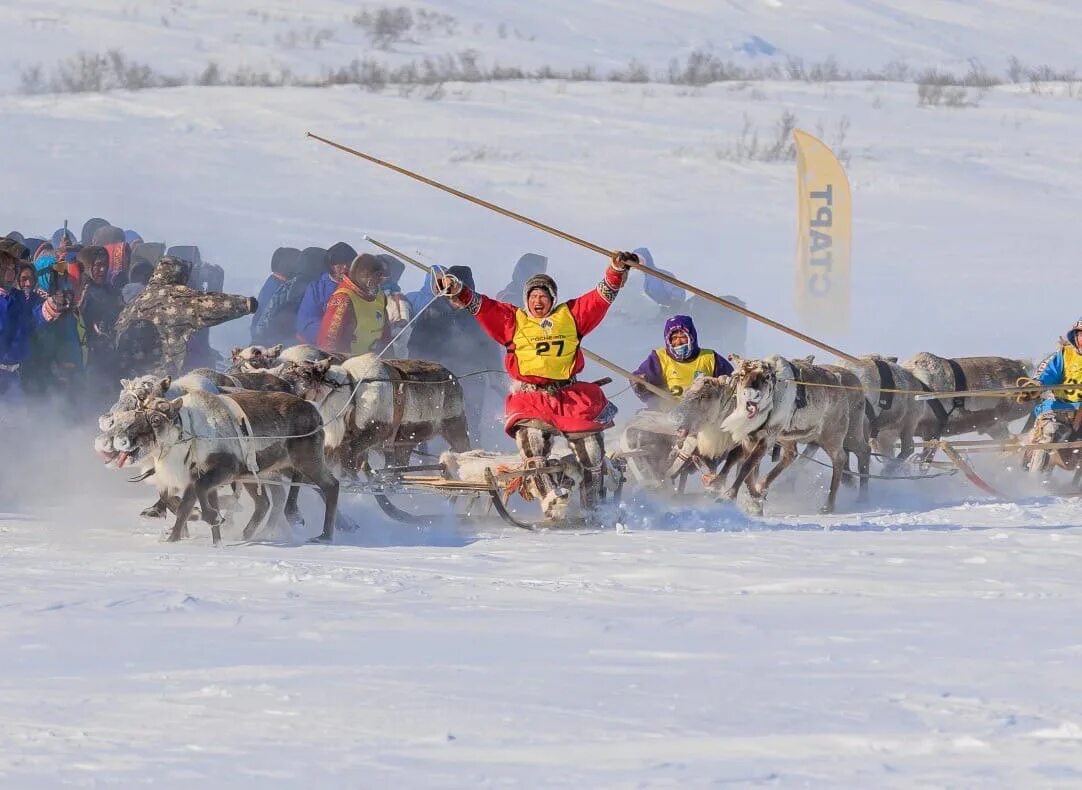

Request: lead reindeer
left=721, top=355, right=871, bottom=514
left=96, top=390, right=339, bottom=544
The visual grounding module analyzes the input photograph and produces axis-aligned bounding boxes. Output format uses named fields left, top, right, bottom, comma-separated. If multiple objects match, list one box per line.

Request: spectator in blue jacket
left=0, top=249, right=29, bottom=401
left=251, top=246, right=301, bottom=343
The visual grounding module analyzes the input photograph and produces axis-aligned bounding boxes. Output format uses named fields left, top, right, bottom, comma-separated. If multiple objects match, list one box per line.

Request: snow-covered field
left=4, top=1, right=1082, bottom=786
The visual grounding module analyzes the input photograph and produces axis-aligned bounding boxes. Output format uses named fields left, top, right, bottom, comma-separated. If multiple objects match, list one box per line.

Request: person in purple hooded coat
left=620, top=315, right=732, bottom=489
left=632, top=314, right=732, bottom=408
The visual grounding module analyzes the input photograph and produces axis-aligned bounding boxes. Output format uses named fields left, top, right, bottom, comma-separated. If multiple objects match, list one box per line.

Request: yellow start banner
left=794, top=129, right=851, bottom=335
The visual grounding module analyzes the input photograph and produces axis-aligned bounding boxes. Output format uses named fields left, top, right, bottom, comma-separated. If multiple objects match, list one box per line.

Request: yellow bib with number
left=656, top=348, right=717, bottom=397
left=1062, top=344, right=1082, bottom=402
left=340, top=288, right=387, bottom=355
left=512, top=304, right=579, bottom=380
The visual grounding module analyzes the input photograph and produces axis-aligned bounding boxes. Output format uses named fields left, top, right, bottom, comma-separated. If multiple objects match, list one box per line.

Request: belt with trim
left=512, top=377, right=576, bottom=394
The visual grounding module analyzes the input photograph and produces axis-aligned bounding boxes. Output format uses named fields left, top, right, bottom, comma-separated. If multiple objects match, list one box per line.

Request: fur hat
left=523, top=273, right=557, bottom=308
left=348, top=253, right=385, bottom=283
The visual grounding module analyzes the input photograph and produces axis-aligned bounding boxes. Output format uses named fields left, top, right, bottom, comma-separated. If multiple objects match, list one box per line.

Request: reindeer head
left=230, top=344, right=284, bottom=372
left=671, top=374, right=735, bottom=437
left=276, top=358, right=344, bottom=400
left=730, top=358, right=776, bottom=420
left=105, top=376, right=173, bottom=416
left=95, top=398, right=182, bottom=469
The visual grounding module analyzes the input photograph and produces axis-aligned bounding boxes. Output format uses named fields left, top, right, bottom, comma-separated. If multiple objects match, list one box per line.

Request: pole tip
left=362, top=234, right=372, bottom=241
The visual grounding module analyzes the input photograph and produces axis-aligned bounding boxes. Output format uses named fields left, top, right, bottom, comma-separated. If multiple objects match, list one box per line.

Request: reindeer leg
left=444, top=415, right=472, bottom=453
left=141, top=496, right=169, bottom=519
left=306, top=464, right=340, bottom=544
left=725, top=441, right=768, bottom=501
left=166, top=486, right=198, bottom=543
left=822, top=442, right=846, bottom=514
left=716, top=443, right=746, bottom=478
left=756, top=442, right=799, bottom=497
left=283, top=472, right=305, bottom=528
left=241, top=482, right=271, bottom=541
left=198, top=487, right=222, bottom=527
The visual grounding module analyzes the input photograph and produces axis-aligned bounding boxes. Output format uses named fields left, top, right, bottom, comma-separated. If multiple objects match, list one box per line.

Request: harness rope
left=150, top=284, right=454, bottom=449
left=798, top=452, right=959, bottom=481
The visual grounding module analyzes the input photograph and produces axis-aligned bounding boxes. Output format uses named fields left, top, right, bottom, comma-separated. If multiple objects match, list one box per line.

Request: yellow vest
left=1062, top=344, right=1082, bottom=402
left=339, top=287, right=387, bottom=355
left=512, top=304, right=579, bottom=380
left=656, top=347, right=717, bottom=397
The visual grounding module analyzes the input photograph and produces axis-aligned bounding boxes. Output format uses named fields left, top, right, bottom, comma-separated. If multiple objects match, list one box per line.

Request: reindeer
left=903, top=353, right=1034, bottom=455
left=720, top=356, right=871, bottom=514
left=187, top=367, right=295, bottom=393
left=669, top=374, right=751, bottom=495
left=842, top=355, right=927, bottom=463
left=276, top=353, right=470, bottom=475
left=103, top=374, right=300, bottom=523
left=95, top=390, right=339, bottom=545
left=230, top=344, right=345, bottom=374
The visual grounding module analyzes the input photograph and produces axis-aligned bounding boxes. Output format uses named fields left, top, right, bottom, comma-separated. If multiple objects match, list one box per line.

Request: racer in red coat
left=435, top=251, right=637, bottom=519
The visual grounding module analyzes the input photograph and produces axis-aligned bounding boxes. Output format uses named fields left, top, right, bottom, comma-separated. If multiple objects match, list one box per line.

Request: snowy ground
left=5, top=1, right=1082, bottom=786
left=4, top=463, right=1082, bottom=787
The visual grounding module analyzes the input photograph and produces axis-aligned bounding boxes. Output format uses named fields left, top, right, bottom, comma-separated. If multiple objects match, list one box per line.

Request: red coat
left=316, top=275, right=391, bottom=355
left=451, top=263, right=626, bottom=435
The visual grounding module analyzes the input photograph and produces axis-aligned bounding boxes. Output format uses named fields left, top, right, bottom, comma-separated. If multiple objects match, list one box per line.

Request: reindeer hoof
left=140, top=504, right=166, bottom=519
left=744, top=498, right=764, bottom=516
left=335, top=512, right=360, bottom=533
left=309, top=532, right=333, bottom=544
left=285, top=509, right=305, bottom=528
left=818, top=504, right=835, bottom=515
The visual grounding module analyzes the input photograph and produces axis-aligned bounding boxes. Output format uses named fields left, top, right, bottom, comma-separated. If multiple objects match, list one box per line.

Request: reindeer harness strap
left=874, top=360, right=896, bottom=411
left=920, top=381, right=951, bottom=433
left=947, top=359, right=968, bottom=411
left=786, top=361, right=808, bottom=410
left=863, top=359, right=898, bottom=439
left=382, top=363, right=408, bottom=440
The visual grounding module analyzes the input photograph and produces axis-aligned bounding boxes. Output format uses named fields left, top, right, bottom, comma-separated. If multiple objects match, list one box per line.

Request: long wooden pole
left=310, top=132, right=860, bottom=364
left=364, top=235, right=678, bottom=404
left=914, top=384, right=1068, bottom=401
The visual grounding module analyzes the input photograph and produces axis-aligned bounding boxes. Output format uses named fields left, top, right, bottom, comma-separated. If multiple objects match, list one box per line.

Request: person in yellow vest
left=631, top=314, right=732, bottom=406
left=434, top=253, right=635, bottom=520
left=622, top=315, right=732, bottom=489
left=317, top=254, right=391, bottom=355
left=1019, top=319, right=1082, bottom=461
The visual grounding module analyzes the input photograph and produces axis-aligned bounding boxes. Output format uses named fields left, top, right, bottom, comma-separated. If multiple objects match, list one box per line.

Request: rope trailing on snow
left=799, top=453, right=959, bottom=481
